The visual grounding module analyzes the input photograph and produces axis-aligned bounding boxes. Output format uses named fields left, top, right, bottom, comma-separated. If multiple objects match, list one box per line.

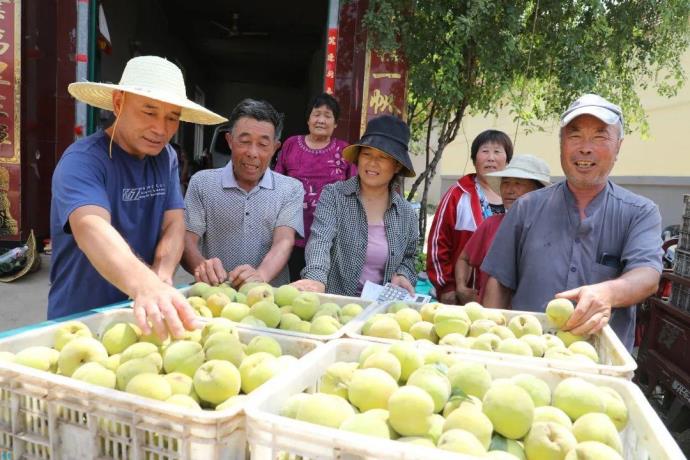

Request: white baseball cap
left=560, top=93, right=624, bottom=133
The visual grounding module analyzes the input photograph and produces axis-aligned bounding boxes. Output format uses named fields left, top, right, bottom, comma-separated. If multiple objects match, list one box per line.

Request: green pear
left=511, top=373, right=551, bottom=407
left=100, top=322, right=139, bottom=355
left=15, top=346, right=60, bottom=373
left=319, top=361, right=358, bottom=399
left=250, top=300, right=282, bottom=328
left=274, top=284, right=300, bottom=307
left=187, top=281, right=212, bottom=298
left=496, top=338, right=534, bottom=356
left=58, top=337, right=108, bottom=377
left=524, top=422, right=577, bottom=460
left=564, top=441, right=623, bottom=460
left=292, top=292, right=320, bottom=320
left=419, top=302, right=442, bottom=322
left=439, top=332, right=470, bottom=347
left=339, top=413, right=390, bottom=439
left=533, top=406, right=573, bottom=429
left=387, top=386, right=435, bottom=436
left=545, top=298, right=575, bottom=328
left=366, top=316, right=402, bottom=339
left=341, top=303, right=364, bottom=318
left=433, top=307, right=471, bottom=338
left=310, top=315, right=341, bottom=335
left=314, top=302, right=341, bottom=319
left=164, top=372, right=195, bottom=397
left=508, top=314, right=543, bottom=338
left=362, top=351, right=402, bottom=381
left=280, top=392, right=312, bottom=418
left=482, top=383, right=534, bottom=439
left=53, top=320, right=93, bottom=351
left=572, top=412, right=623, bottom=453
left=200, top=317, right=238, bottom=344
left=216, top=394, right=247, bottom=411
left=193, top=359, right=241, bottom=405
left=205, top=292, right=232, bottom=317
left=120, top=342, right=162, bottom=370
left=245, top=285, right=274, bottom=307
left=388, top=342, right=423, bottom=383
left=443, top=403, right=493, bottom=449
left=393, top=308, right=422, bottom=333
left=464, top=302, right=488, bottom=321
left=557, top=330, right=586, bottom=347
left=543, top=334, right=566, bottom=350
left=296, top=393, right=356, bottom=428
left=239, top=352, right=279, bottom=393
left=568, top=341, right=599, bottom=363
left=469, top=319, right=498, bottom=337
left=552, top=377, right=604, bottom=421
left=348, top=368, right=398, bottom=411
left=489, top=325, right=516, bottom=340
left=409, top=321, right=439, bottom=342
left=437, top=429, right=487, bottom=456
left=278, top=312, right=301, bottom=330
left=71, top=362, right=116, bottom=388
left=165, top=394, right=201, bottom=410
left=447, top=361, right=492, bottom=399
left=203, top=332, right=245, bottom=366
left=246, top=335, right=282, bottom=357
left=221, top=302, right=251, bottom=322
left=162, top=340, right=204, bottom=377
left=407, top=365, right=451, bottom=413
left=126, top=373, right=172, bottom=401
left=599, top=387, right=628, bottom=431
left=485, top=309, right=507, bottom=326
left=472, top=333, right=501, bottom=352
left=520, top=334, right=547, bottom=357
left=115, top=357, right=158, bottom=390
left=240, top=316, right=266, bottom=327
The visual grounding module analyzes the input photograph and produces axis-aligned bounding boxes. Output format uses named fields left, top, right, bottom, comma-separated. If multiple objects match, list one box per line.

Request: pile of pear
left=360, top=299, right=601, bottom=364
left=0, top=317, right=300, bottom=411
left=187, top=282, right=364, bottom=336
left=280, top=342, right=628, bottom=459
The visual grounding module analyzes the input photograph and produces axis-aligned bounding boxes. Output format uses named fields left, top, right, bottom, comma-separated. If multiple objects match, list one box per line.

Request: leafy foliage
left=364, top=0, right=690, bottom=240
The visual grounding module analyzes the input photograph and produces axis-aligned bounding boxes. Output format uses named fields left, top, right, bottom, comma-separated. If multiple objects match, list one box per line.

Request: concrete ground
left=0, top=254, right=194, bottom=334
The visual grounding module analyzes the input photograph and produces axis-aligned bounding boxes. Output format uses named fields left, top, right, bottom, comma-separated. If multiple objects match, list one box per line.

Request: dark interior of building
left=99, top=0, right=328, bottom=164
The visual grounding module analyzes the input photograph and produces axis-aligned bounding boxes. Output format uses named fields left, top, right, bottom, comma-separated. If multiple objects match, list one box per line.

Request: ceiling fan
left=210, top=13, right=270, bottom=39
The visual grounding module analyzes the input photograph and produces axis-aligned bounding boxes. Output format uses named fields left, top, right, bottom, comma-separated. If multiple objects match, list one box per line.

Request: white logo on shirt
left=122, top=184, right=166, bottom=201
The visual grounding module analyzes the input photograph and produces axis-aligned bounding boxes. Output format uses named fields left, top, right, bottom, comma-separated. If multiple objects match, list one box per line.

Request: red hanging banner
left=324, top=27, right=338, bottom=95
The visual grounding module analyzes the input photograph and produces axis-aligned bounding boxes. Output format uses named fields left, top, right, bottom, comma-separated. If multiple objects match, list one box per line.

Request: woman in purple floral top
left=274, top=93, right=357, bottom=281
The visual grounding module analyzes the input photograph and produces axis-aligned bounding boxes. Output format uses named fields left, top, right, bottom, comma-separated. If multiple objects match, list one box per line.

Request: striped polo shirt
left=184, top=162, right=304, bottom=286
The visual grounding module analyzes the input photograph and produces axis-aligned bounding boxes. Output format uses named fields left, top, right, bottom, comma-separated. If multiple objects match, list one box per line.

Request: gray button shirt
left=185, top=163, right=304, bottom=286
left=482, top=180, right=662, bottom=349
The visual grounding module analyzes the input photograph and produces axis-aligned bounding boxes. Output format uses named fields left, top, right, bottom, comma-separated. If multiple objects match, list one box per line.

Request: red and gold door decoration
left=360, top=50, right=408, bottom=135
left=0, top=0, right=20, bottom=240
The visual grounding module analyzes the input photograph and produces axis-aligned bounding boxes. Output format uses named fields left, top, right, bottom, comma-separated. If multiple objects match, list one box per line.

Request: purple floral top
left=274, top=135, right=357, bottom=247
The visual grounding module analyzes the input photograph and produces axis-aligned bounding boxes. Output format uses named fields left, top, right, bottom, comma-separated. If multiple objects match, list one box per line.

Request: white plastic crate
left=0, top=308, right=320, bottom=460
left=342, top=301, right=637, bottom=379
left=180, top=285, right=377, bottom=342
left=244, top=339, right=683, bottom=460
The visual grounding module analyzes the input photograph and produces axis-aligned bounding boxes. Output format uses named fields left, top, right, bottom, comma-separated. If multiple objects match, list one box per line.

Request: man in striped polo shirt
left=182, top=99, right=304, bottom=288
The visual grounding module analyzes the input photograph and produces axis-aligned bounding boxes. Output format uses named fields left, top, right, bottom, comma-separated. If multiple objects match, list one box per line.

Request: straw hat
left=485, top=154, right=551, bottom=194
left=68, top=56, right=227, bottom=125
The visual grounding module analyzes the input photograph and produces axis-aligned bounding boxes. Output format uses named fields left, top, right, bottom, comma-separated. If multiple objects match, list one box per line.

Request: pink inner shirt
left=358, top=223, right=389, bottom=293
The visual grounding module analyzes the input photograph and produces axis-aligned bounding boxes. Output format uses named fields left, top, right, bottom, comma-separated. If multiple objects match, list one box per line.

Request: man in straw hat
left=455, top=154, right=551, bottom=304
left=482, top=94, right=663, bottom=349
left=49, top=56, right=227, bottom=338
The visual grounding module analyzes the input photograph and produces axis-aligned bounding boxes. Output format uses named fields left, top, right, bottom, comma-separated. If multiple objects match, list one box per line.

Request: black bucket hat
left=342, top=115, right=416, bottom=177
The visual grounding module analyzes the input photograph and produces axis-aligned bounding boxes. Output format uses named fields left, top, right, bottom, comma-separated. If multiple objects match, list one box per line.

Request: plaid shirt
left=302, top=176, right=419, bottom=295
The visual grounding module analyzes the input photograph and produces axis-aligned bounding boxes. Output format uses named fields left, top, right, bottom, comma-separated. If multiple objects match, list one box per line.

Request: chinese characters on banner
left=360, top=50, right=407, bottom=136
left=324, top=28, right=338, bottom=95
left=0, top=0, right=20, bottom=240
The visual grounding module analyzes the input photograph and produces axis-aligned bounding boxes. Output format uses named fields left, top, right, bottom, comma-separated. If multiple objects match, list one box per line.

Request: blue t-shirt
left=48, top=130, right=185, bottom=319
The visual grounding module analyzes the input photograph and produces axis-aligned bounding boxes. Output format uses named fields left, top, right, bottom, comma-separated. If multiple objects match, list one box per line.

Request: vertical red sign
left=360, top=50, right=408, bottom=136
left=0, top=0, right=20, bottom=240
left=324, top=27, right=338, bottom=95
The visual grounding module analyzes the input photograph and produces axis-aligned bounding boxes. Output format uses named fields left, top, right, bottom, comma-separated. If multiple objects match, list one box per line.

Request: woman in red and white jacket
left=426, top=130, right=513, bottom=304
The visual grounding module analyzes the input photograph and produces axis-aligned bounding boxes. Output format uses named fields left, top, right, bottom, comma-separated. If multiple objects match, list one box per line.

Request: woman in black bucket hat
left=292, top=115, right=419, bottom=297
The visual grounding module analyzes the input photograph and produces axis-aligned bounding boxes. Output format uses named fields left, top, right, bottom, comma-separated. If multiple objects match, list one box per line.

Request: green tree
left=364, top=0, right=690, bottom=240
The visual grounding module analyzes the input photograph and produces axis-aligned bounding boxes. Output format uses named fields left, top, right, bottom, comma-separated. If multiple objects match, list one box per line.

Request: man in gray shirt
left=482, top=94, right=662, bottom=349
left=182, top=99, right=304, bottom=287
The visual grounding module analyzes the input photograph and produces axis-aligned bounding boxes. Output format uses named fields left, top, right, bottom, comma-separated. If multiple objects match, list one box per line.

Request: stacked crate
left=670, top=194, right=690, bottom=310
